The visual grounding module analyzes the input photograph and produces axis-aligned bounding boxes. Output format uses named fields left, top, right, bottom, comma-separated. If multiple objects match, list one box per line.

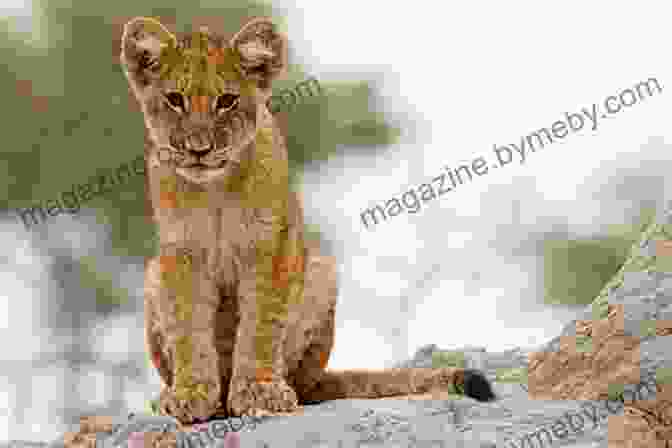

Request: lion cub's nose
left=188, top=148, right=213, bottom=160
left=185, top=134, right=213, bottom=156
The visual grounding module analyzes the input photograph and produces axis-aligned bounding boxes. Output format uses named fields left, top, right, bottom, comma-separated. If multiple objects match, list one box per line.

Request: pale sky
left=281, top=0, right=672, bottom=368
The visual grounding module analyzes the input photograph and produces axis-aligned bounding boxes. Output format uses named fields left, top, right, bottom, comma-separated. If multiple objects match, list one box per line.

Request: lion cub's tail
left=300, top=367, right=498, bottom=404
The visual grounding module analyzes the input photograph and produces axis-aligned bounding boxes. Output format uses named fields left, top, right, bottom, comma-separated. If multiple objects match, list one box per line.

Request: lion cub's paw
left=227, top=375, right=299, bottom=416
left=159, top=384, right=220, bottom=424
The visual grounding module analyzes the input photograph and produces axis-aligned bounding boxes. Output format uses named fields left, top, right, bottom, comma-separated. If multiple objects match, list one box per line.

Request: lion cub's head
left=120, top=17, right=286, bottom=185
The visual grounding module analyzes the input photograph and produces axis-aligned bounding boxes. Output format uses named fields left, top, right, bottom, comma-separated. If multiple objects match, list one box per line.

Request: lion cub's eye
left=138, top=51, right=159, bottom=70
left=215, top=94, right=239, bottom=113
left=164, top=92, right=186, bottom=112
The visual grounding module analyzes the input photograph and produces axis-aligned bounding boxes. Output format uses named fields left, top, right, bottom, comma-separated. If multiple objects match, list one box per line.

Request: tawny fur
left=121, top=16, right=495, bottom=424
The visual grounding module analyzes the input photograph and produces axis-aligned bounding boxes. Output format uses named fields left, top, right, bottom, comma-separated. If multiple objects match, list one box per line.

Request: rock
left=416, top=343, right=439, bottom=358
left=527, top=203, right=672, bottom=447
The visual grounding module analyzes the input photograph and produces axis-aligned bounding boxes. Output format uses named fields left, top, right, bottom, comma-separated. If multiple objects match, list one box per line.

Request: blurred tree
left=1, top=0, right=401, bottom=262
left=543, top=205, right=657, bottom=307
left=431, top=350, right=465, bottom=369
left=78, top=255, right=131, bottom=311
left=494, top=366, right=527, bottom=384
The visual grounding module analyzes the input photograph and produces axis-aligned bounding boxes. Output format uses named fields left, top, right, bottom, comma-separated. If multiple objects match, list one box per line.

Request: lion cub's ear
left=230, top=17, right=287, bottom=87
left=120, top=17, right=177, bottom=91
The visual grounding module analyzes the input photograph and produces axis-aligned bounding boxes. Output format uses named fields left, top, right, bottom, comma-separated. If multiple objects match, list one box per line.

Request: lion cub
left=120, top=16, right=497, bottom=423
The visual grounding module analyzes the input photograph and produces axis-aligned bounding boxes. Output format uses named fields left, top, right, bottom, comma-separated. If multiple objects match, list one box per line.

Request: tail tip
left=462, top=369, right=498, bottom=402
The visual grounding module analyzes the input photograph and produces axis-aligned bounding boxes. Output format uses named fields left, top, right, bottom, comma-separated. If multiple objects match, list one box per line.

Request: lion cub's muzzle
left=183, top=130, right=215, bottom=153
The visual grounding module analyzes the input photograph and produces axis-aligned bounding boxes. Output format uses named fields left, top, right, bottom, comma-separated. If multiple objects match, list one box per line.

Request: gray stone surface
left=8, top=340, right=661, bottom=448
left=74, top=376, right=638, bottom=448
left=56, top=342, right=631, bottom=448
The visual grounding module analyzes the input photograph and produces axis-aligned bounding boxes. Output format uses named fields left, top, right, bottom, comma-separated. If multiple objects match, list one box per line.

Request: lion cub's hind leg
left=286, top=248, right=340, bottom=404
left=291, top=308, right=336, bottom=405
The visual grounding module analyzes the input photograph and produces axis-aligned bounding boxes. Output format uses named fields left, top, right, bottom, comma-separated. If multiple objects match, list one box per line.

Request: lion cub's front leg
left=226, top=219, right=299, bottom=416
left=150, top=246, right=222, bottom=423
left=227, top=286, right=299, bottom=416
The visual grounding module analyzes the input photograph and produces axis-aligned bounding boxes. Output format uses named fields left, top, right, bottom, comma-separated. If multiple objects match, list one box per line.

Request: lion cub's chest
left=153, top=186, right=258, bottom=288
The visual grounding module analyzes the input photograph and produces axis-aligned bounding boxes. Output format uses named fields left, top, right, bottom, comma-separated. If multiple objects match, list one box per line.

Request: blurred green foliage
left=2, top=0, right=400, bottom=262
left=78, top=255, right=130, bottom=310
left=640, top=319, right=658, bottom=338
left=431, top=350, right=466, bottom=369
left=543, top=206, right=657, bottom=307
left=494, top=367, right=527, bottom=384
left=658, top=367, right=672, bottom=385
left=606, top=383, right=625, bottom=401
left=575, top=335, right=593, bottom=353
left=147, top=398, right=161, bottom=416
